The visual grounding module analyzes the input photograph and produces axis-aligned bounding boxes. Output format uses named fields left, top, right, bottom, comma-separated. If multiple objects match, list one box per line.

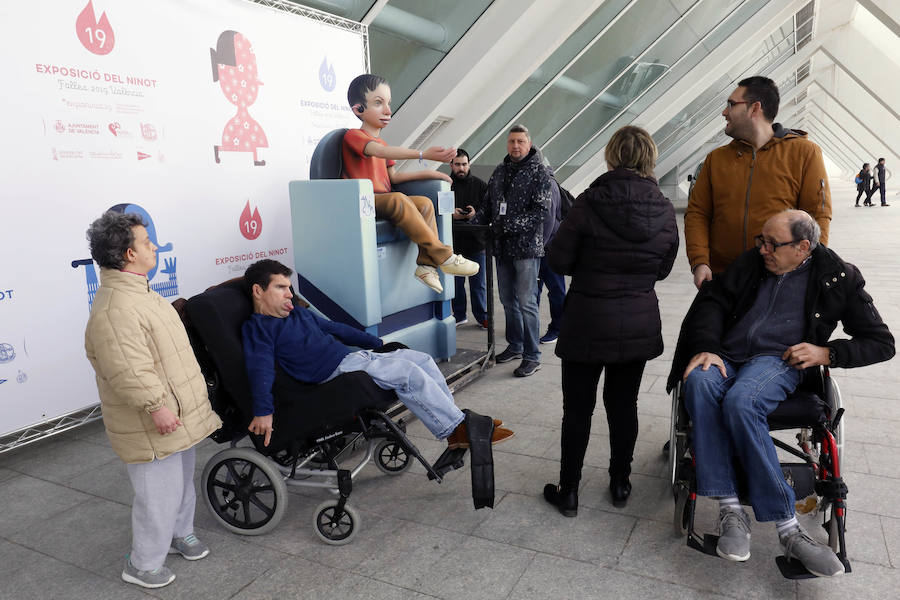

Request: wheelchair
left=181, top=279, right=464, bottom=545
left=667, top=366, right=849, bottom=579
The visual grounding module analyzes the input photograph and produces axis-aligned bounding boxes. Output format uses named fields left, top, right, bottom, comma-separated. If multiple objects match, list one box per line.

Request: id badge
left=499, top=202, right=507, bottom=216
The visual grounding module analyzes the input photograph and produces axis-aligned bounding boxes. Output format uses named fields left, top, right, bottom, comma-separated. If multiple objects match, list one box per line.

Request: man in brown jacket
left=85, top=211, right=221, bottom=589
left=685, top=76, right=832, bottom=289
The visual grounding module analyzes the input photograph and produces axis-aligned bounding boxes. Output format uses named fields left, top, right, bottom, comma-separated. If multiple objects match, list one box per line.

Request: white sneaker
left=439, top=254, right=479, bottom=276
left=414, top=265, right=443, bottom=293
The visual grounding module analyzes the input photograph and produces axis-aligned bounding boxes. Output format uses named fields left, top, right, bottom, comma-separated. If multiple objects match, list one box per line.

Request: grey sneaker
left=780, top=526, right=845, bottom=577
left=716, top=507, right=751, bottom=561
left=169, top=533, right=210, bottom=560
left=121, top=557, right=175, bottom=588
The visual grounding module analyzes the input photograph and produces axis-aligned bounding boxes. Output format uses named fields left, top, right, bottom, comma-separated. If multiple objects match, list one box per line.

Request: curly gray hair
left=86, top=211, right=146, bottom=269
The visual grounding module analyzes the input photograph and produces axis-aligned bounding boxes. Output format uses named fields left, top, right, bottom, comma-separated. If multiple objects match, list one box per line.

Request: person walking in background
left=875, top=158, right=889, bottom=206
left=856, top=163, right=872, bottom=207
left=542, top=126, right=679, bottom=515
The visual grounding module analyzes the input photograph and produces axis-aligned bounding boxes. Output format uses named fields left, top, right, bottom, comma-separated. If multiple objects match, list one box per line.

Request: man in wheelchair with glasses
left=670, top=209, right=894, bottom=577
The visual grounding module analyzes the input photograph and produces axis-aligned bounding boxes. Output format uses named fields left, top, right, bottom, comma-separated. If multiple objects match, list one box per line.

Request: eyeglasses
left=754, top=234, right=797, bottom=252
left=725, top=100, right=749, bottom=109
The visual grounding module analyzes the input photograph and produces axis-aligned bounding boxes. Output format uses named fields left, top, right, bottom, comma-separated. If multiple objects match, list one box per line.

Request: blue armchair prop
left=288, top=128, right=456, bottom=360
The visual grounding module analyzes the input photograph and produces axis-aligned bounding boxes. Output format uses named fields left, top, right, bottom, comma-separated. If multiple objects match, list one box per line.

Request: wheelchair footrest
left=775, top=555, right=852, bottom=579
left=687, top=532, right=719, bottom=556
left=428, top=447, right=467, bottom=480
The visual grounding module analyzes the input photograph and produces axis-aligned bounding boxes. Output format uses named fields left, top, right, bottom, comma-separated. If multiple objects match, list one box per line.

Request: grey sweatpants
left=125, top=446, right=197, bottom=570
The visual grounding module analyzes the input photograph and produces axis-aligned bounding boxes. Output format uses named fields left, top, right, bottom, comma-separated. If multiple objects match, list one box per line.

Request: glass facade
left=654, top=16, right=795, bottom=169
left=550, top=0, right=762, bottom=180
left=368, top=1, right=493, bottom=110
left=458, top=0, right=799, bottom=181
left=289, top=1, right=493, bottom=110
left=288, top=0, right=835, bottom=182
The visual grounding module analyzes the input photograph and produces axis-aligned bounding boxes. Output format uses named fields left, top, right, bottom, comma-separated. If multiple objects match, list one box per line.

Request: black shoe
left=609, top=475, right=631, bottom=508
left=514, top=360, right=541, bottom=377
left=883, top=203, right=890, bottom=207
left=495, top=347, right=523, bottom=363
left=543, top=483, right=578, bottom=517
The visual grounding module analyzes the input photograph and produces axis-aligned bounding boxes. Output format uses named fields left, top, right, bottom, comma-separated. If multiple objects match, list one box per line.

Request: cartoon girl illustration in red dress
left=210, top=31, right=268, bottom=166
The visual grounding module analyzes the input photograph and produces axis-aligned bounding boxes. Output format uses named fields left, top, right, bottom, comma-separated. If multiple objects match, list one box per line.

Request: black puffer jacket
left=548, top=168, right=679, bottom=364
left=666, top=244, right=896, bottom=391
left=475, top=147, right=551, bottom=261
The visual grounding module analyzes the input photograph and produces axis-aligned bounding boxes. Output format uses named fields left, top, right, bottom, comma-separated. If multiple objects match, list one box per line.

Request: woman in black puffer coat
left=543, top=126, right=679, bottom=515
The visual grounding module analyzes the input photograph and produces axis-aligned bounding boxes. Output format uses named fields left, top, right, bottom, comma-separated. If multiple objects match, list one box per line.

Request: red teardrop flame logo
left=76, top=1, right=115, bottom=55
left=240, top=201, right=262, bottom=240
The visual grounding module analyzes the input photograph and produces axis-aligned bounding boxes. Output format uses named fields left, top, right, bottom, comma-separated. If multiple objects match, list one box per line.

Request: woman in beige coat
left=84, top=211, right=221, bottom=589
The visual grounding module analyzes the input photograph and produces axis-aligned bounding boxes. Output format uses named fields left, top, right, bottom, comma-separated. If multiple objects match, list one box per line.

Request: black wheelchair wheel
left=374, top=440, right=412, bottom=475
left=669, top=383, right=690, bottom=492
left=673, top=482, right=691, bottom=537
left=202, top=447, right=288, bottom=536
left=313, top=500, right=360, bottom=545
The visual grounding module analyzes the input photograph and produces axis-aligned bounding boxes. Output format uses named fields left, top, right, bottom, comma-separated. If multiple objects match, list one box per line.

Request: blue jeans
left=683, top=355, right=802, bottom=521
left=536, top=256, right=565, bottom=335
left=496, top=257, right=541, bottom=362
left=326, top=349, right=464, bottom=439
left=452, top=250, right=487, bottom=323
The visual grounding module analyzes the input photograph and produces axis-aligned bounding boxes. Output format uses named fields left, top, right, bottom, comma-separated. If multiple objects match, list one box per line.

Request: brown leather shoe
left=446, top=423, right=514, bottom=449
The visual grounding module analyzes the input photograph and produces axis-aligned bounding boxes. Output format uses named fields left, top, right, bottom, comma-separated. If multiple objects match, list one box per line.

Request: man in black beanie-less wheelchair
left=240, top=259, right=513, bottom=450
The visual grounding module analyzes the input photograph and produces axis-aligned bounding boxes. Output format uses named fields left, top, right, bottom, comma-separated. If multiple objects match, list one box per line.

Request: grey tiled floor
left=2, top=179, right=899, bottom=599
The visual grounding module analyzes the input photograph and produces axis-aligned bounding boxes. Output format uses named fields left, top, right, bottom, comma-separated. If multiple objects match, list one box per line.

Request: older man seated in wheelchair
left=242, top=259, right=514, bottom=449
left=668, top=209, right=894, bottom=577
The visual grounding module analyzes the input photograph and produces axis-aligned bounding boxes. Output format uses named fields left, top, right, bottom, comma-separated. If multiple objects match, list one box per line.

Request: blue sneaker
left=540, top=330, right=559, bottom=344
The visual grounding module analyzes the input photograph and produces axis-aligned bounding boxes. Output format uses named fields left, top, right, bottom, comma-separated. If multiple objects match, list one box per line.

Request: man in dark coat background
left=474, top=124, right=551, bottom=377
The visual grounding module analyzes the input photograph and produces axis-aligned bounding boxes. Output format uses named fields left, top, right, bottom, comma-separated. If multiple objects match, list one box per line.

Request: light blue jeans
left=683, top=355, right=802, bottom=521
left=326, top=349, right=465, bottom=439
left=496, top=257, right=541, bottom=362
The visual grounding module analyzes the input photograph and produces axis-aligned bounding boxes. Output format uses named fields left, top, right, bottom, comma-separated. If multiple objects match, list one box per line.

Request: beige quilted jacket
left=85, top=269, right=221, bottom=463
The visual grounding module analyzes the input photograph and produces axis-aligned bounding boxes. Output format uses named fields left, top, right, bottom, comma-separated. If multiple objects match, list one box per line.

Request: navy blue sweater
left=242, top=308, right=383, bottom=416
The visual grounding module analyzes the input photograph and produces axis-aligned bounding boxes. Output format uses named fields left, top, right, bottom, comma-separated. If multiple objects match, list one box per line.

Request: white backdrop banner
left=0, top=0, right=366, bottom=438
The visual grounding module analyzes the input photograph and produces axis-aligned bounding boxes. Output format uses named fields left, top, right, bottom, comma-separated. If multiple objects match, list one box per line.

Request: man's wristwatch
left=828, top=347, right=836, bottom=368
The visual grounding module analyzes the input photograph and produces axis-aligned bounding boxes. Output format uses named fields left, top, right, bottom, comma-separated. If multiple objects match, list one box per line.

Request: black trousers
left=559, top=359, right=646, bottom=484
